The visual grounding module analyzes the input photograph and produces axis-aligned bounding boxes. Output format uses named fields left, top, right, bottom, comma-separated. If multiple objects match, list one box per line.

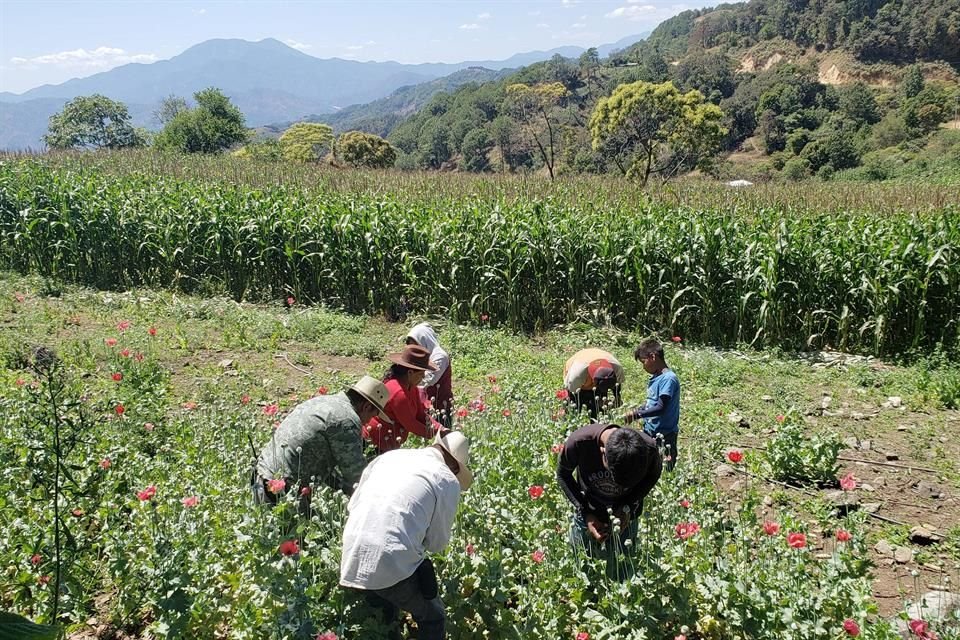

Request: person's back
left=341, top=448, right=460, bottom=589
left=257, top=392, right=361, bottom=492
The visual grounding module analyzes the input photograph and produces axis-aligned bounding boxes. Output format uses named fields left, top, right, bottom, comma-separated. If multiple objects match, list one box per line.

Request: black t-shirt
left=556, top=423, right=662, bottom=521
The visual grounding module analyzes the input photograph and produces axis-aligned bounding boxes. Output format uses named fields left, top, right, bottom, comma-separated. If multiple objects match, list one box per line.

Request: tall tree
left=44, top=95, right=145, bottom=150
left=505, top=82, right=568, bottom=180
left=279, top=122, right=334, bottom=162
left=154, top=87, right=247, bottom=154
left=590, top=80, right=727, bottom=185
left=153, top=95, right=188, bottom=127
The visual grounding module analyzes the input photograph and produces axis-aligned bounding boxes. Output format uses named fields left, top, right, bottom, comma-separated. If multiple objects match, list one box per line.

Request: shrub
left=765, top=421, right=842, bottom=486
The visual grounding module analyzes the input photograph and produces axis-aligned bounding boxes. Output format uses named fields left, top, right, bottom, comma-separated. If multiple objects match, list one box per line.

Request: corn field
left=0, top=152, right=958, bottom=356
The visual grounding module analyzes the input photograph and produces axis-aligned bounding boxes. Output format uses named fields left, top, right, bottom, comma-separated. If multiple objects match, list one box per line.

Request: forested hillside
left=386, top=0, right=960, bottom=181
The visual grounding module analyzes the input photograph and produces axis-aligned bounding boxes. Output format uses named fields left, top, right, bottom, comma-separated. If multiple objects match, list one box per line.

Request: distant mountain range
left=0, top=34, right=647, bottom=150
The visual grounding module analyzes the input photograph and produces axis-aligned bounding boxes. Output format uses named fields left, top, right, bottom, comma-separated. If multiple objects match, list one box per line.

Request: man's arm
left=556, top=443, right=589, bottom=513
left=424, top=482, right=459, bottom=553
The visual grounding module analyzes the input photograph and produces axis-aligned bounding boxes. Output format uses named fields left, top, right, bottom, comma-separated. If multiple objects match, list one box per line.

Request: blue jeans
left=569, top=511, right=638, bottom=580
left=364, top=563, right=445, bottom=640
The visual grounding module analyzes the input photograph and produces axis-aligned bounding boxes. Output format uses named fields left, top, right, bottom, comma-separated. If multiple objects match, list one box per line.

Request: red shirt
left=363, top=378, right=442, bottom=452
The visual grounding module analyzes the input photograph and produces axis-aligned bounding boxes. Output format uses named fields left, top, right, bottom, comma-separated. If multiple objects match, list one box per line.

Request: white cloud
left=572, top=22, right=586, bottom=28
left=477, top=12, right=491, bottom=20
left=9, top=46, right=158, bottom=70
left=459, top=23, right=481, bottom=30
left=192, top=8, right=206, bottom=15
left=535, top=22, right=551, bottom=28
left=284, top=39, right=313, bottom=51
left=346, top=45, right=363, bottom=51
left=561, top=0, right=581, bottom=6
left=605, top=5, right=656, bottom=20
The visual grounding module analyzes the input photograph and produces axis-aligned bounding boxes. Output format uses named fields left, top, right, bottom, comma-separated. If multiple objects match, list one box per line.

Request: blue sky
left=0, top=0, right=697, bottom=94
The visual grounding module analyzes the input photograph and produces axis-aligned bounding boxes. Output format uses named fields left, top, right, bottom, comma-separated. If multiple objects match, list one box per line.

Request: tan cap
left=435, top=431, right=473, bottom=491
left=350, top=375, right=392, bottom=424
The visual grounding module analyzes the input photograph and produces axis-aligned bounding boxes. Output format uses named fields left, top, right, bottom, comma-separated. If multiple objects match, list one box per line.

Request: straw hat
left=387, top=345, right=437, bottom=371
left=435, top=431, right=473, bottom=491
left=349, top=375, right=393, bottom=424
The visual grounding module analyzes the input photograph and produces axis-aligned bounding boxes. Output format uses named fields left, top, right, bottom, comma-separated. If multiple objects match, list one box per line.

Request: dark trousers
left=361, top=560, right=445, bottom=640
left=570, top=384, right=622, bottom=420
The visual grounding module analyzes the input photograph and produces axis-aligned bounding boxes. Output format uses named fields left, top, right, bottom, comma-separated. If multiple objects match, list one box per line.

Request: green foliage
left=336, top=131, right=396, bottom=169
left=590, top=80, right=726, bottom=185
left=279, top=123, right=334, bottom=163
left=233, top=138, right=282, bottom=162
left=154, top=87, right=248, bottom=154
left=838, top=82, right=881, bottom=126
left=0, top=611, right=61, bottom=639
left=43, top=95, right=145, bottom=151
left=781, top=156, right=811, bottom=181
left=460, top=129, right=493, bottom=172
left=765, top=422, right=843, bottom=486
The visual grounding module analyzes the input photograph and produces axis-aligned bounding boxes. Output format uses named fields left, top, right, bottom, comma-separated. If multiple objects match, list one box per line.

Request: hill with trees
left=383, top=0, right=960, bottom=181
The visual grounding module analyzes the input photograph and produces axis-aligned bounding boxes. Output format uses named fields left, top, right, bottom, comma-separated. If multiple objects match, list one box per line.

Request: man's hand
left=585, top=513, right=609, bottom=542
left=623, top=411, right=636, bottom=425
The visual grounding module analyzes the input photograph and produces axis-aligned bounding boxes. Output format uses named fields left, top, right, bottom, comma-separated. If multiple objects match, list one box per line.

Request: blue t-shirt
left=643, top=369, right=680, bottom=435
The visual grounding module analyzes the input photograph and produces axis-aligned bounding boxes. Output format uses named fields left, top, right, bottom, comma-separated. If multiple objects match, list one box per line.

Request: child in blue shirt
left=624, top=338, right=680, bottom=470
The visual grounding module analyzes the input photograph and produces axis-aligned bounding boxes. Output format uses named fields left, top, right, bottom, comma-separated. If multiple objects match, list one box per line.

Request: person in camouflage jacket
left=253, top=375, right=392, bottom=508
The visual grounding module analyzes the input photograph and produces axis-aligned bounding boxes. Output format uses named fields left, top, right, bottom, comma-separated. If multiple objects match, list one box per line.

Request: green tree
left=154, top=87, right=247, bottom=154
left=460, top=128, right=493, bottom=172
left=279, top=122, right=334, bottom=162
left=505, top=82, right=568, bottom=180
left=838, top=82, right=880, bottom=126
left=44, top=94, right=145, bottom=150
left=153, top=95, right=188, bottom=126
left=336, top=131, right=397, bottom=169
left=589, top=80, right=727, bottom=185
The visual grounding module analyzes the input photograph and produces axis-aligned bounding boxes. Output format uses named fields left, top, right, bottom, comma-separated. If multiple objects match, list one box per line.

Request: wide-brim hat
left=349, top=375, right=393, bottom=424
left=588, top=359, right=616, bottom=381
left=435, top=431, right=473, bottom=491
left=387, top=344, right=437, bottom=372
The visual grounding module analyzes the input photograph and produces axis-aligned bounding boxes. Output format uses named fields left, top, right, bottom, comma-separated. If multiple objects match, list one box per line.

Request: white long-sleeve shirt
left=340, top=447, right=461, bottom=590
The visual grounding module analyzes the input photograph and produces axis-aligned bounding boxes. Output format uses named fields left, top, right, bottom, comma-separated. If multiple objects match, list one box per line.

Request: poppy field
left=1, top=273, right=959, bottom=639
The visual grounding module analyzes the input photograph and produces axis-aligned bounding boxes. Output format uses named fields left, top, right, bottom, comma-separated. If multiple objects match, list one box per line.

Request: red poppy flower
left=15, top=378, right=25, bottom=387
left=182, top=401, right=197, bottom=410
left=134, top=352, right=144, bottom=362
left=776, top=414, right=786, bottom=423
left=300, top=486, right=311, bottom=497
left=787, top=532, right=807, bottom=548
left=763, top=521, right=780, bottom=536
left=137, top=485, right=157, bottom=501
left=531, top=550, right=545, bottom=563
left=480, top=314, right=489, bottom=322
left=316, top=386, right=328, bottom=395
left=37, top=575, right=51, bottom=585
left=576, top=633, right=590, bottom=640
left=114, top=404, right=125, bottom=416
left=315, top=632, right=338, bottom=640
left=100, top=457, right=111, bottom=469
left=148, top=326, right=157, bottom=336
left=680, top=499, right=690, bottom=508
left=675, top=522, right=701, bottom=539
left=727, top=449, right=744, bottom=464
left=528, top=485, right=544, bottom=499
left=105, top=338, right=117, bottom=347
left=117, top=320, right=131, bottom=331
left=119, top=349, right=131, bottom=358
left=286, top=296, right=295, bottom=306
left=465, top=543, right=475, bottom=556
left=836, top=529, right=852, bottom=542
left=240, top=394, right=251, bottom=405
left=550, top=443, right=563, bottom=454
left=488, top=375, right=497, bottom=383
left=263, top=403, right=279, bottom=416
left=556, top=389, right=569, bottom=400
left=671, top=336, right=682, bottom=343
left=30, top=553, right=41, bottom=567
left=839, top=472, right=857, bottom=491
left=111, top=372, right=122, bottom=382
left=842, top=619, right=860, bottom=636
left=279, top=539, right=300, bottom=556
left=267, top=478, right=286, bottom=494
left=908, top=619, right=929, bottom=636
left=181, top=496, right=199, bottom=508
left=456, top=407, right=469, bottom=418
left=502, top=409, right=511, bottom=417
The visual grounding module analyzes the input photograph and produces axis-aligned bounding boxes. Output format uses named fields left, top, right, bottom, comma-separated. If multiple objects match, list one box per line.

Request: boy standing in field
left=624, top=338, right=681, bottom=470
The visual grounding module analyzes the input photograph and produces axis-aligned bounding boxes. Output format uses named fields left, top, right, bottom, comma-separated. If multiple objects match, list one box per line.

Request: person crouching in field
left=405, top=322, right=454, bottom=428
left=363, top=344, right=445, bottom=455
left=562, top=348, right=625, bottom=420
left=252, top=375, right=391, bottom=510
left=557, top=423, right=662, bottom=578
left=340, top=431, right=473, bottom=640
left=624, top=338, right=681, bottom=470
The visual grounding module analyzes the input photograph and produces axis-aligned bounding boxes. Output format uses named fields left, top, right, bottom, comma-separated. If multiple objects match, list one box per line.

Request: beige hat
left=350, top=375, right=393, bottom=424
left=435, top=431, right=473, bottom=491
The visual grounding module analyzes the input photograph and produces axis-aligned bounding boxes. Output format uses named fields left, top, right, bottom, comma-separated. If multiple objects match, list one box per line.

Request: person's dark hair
left=383, top=363, right=414, bottom=383
left=345, top=388, right=371, bottom=411
left=605, top=428, right=657, bottom=487
left=634, top=338, right=664, bottom=362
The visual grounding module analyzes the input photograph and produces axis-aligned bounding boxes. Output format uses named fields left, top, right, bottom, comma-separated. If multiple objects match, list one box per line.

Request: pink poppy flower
left=263, top=403, right=279, bottom=416
left=117, top=320, right=131, bottom=331
left=671, top=336, right=682, bottom=343
left=114, top=404, right=125, bottom=416
left=763, top=521, right=780, bottom=536
left=675, top=522, right=701, bottom=540
left=787, top=532, right=807, bottom=549
left=465, top=543, right=475, bottom=556
left=531, top=550, right=545, bottom=563
left=99, top=457, right=111, bottom=469
left=137, top=485, right=157, bottom=501
left=840, top=472, right=857, bottom=491
left=105, top=338, right=118, bottom=347
left=267, top=478, right=286, bottom=494
left=316, top=386, right=328, bottom=395
left=843, top=619, right=860, bottom=636
left=550, top=443, right=563, bottom=454
left=30, top=553, right=42, bottom=567
left=556, top=389, right=569, bottom=400
left=836, top=529, right=852, bottom=542
left=181, top=496, right=199, bottom=508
